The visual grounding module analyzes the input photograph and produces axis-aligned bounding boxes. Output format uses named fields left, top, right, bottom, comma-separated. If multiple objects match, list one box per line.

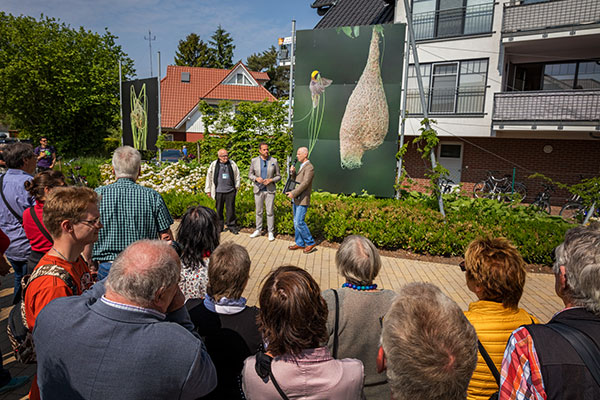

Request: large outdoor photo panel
left=121, top=77, right=159, bottom=151
left=294, top=23, right=405, bottom=197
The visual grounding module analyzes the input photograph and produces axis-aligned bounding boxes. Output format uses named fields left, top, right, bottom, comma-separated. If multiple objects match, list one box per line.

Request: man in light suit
left=248, top=143, right=281, bottom=241
left=286, top=147, right=316, bottom=254
left=33, top=240, right=217, bottom=399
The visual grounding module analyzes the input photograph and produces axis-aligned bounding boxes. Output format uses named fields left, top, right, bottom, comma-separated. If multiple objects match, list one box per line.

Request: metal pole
left=286, top=20, right=296, bottom=175
left=583, top=202, right=596, bottom=225
left=145, top=30, right=156, bottom=76
left=396, top=39, right=411, bottom=199
left=403, top=0, right=445, bottom=218
left=157, top=51, right=162, bottom=158
left=119, top=60, right=123, bottom=146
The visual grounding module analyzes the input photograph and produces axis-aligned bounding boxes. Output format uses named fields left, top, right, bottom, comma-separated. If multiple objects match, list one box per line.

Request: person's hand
left=286, top=191, right=293, bottom=199
left=263, top=178, right=271, bottom=185
left=290, top=165, right=296, bottom=174
left=256, top=177, right=264, bottom=184
left=0, top=257, right=11, bottom=276
left=167, top=287, right=185, bottom=313
left=37, top=153, right=44, bottom=160
left=206, top=192, right=212, bottom=199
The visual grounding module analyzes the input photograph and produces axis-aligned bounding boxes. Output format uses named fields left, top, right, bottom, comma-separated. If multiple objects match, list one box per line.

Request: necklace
left=51, top=247, right=71, bottom=262
left=342, top=282, right=378, bottom=291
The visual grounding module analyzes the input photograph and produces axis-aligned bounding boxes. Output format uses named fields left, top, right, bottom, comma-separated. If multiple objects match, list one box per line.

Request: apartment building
left=312, top=0, right=600, bottom=201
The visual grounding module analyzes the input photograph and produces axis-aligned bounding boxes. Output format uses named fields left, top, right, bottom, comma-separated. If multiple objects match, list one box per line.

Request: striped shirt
left=93, top=178, right=173, bottom=261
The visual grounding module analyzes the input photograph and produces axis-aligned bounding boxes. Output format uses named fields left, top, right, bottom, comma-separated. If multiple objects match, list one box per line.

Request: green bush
left=57, top=157, right=106, bottom=188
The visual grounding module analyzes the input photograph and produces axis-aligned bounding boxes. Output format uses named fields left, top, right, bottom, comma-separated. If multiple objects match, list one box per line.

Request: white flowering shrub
left=100, top=161, right=207, bottom=194
left=99, top=160, right=253, bottom=194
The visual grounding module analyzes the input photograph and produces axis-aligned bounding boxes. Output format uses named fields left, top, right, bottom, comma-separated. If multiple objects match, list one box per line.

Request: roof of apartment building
left=311, top=0, right=395, bottom=29
left=161, top=63, right=277, bottom=128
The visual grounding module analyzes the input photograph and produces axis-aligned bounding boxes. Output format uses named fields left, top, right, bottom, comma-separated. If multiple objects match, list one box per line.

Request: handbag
left=254, top=351, right=289, bottom=400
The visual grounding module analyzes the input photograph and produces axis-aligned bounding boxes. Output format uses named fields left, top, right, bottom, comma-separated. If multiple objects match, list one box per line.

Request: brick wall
left=402, top=136, right=600, bottom=204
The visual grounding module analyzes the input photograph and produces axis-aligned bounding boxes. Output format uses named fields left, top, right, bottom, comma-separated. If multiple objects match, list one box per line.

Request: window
left=407, top=59, right=488, bottom=115
left=224, top=71, right=254, bottom=86
left=412, top=0, right=494, bottom=40
left=508, top=60, right=600, bottom=91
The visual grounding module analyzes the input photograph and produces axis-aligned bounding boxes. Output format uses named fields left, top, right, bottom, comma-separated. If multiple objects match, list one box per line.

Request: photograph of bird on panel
left=294, top=23, right=406, bottom=197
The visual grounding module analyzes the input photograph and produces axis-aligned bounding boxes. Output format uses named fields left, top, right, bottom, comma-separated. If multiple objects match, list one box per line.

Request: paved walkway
left=0, top=231, right=563, bottom=399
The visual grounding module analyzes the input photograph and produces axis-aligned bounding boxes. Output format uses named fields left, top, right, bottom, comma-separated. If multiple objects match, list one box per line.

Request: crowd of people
left=0, top=141, right=597, bottom=399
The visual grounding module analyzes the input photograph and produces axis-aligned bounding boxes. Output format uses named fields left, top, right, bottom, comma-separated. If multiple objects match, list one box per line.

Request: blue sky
left=2, top=0, right=321, bottom=78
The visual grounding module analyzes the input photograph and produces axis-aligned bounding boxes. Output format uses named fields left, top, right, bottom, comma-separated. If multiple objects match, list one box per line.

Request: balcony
left=502, top=0, right=600, bottom=38
left=412, top=3, right=494, bottom=41
left=492, top=90, right=600, bottom=127
left=407, top=87, right=486, bottom=115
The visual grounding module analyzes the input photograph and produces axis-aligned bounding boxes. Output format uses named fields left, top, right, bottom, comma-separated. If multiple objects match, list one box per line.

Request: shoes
left=0, top=376, right=30, bottom=394
left=303, top=244, right=317, bottom=254
left=268, top=232, right=275, bottom=241
left=288, top=244, right=305, bottom=250
left=250, top=230, right=261, bottom=238
left=229, top=227, right=239, bottom=235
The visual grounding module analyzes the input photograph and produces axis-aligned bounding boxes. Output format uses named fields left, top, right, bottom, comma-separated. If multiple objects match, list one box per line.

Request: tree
left=246, top=46, right=289, bottom=98
left=0, top=13, right=135, bottom=156
left=208, top=25, right=235, bottom=69
left=174, top=33, right=211, bottom=67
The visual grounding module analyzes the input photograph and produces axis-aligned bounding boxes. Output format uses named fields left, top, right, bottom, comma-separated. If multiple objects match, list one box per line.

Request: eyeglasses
left=79, top=217, right=101, bottom=227
left=459, top=260, right=466, bottom=272
left=218, top=154, right=229, bottom=158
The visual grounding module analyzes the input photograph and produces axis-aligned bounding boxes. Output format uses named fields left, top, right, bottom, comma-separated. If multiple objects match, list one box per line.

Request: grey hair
left=381, top=282, right=478, bottom=400
left=106, top=240, right=180, bottom=308
left=112, top=146, right=141, bottom=179
left=336, top=235, right=381, bottom=285
left=553, top=222, right=600, bottom=315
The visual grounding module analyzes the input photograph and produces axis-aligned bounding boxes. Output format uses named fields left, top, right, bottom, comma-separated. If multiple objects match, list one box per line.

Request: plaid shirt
left=92, top=179, right=173, bottom=261
left=500, top=326, right=547, bottom=400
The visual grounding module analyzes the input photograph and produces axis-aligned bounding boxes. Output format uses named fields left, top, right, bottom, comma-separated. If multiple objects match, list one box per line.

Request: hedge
left=162, top=188, right=572, bottom=265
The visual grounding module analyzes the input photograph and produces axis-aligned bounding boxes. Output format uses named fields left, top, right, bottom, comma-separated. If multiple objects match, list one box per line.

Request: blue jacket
left=33, top=281, right=217, bottom=399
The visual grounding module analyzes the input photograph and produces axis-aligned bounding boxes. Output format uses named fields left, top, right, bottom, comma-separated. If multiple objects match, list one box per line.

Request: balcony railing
left=412, top=3, right=495, bottom=41
left=406, top=87, right=486, bottom=115
left=502, top=0, right=600, bottom=34
left=493, top=90, right=600, bottom=123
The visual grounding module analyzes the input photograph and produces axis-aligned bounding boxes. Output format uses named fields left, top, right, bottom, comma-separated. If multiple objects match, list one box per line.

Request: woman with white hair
left=322, top=235, right=396, bottom=399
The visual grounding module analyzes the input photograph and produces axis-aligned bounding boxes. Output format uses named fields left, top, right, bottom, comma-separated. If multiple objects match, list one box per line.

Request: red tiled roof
left=161, top=64, right=277, bottom=129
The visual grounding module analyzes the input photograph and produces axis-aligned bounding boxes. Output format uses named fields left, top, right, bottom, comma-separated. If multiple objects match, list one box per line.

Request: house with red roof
left=160, top=62, right=277, bottom=141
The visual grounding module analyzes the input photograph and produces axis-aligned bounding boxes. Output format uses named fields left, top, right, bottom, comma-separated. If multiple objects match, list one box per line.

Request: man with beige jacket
left=285, top=147, right=316, bottom=254
left=248, top=143, right=281, bottom=241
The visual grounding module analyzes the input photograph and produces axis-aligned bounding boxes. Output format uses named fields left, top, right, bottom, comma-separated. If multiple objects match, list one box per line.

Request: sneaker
left=0, top=376, right=31, bottom=394
left=250, top=230, right=261, bottom=238
left=268, top=232, right=275, bottom=241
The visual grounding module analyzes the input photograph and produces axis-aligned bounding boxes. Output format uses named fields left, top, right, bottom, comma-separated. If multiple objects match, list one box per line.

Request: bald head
left=106, top=240, right=180, bottom=308
left=217, top=149, right=229, bottom=163
left=296, top=147, right=309, bottom=163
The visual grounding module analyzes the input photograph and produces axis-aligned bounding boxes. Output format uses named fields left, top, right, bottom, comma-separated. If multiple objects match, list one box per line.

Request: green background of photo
left=294, top=23, right=406, bottom=197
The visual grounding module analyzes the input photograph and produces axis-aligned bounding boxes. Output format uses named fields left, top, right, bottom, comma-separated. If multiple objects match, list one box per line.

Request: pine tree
left=174, top=33, right=211, bottom=67
left=208, top=25, right=235, bottom=69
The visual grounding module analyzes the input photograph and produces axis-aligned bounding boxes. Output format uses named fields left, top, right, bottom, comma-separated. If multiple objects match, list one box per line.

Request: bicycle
left=529, top=183, right=554, bottom=214
left=438, top=176, right=455, bottom=195
left=64, top=159, right=88, bottom=186
left=559, top=193, right=599, bottom=222
left=473, top=171, right=527, bottom=203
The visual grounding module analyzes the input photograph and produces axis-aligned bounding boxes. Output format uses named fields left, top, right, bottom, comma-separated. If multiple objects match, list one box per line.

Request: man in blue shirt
left=0, top=142, right=35, bottom=301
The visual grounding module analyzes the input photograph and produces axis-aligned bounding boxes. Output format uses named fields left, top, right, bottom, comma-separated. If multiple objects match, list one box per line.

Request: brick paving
left=0, top=230, right=563, bottom=399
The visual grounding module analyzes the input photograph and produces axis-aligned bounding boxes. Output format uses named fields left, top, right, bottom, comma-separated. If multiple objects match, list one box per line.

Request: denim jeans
left=293, top=204, right=315, bottom=247
left=7, top=258, right=27, bottom=303
left=97, top=261, right=113, bottom=281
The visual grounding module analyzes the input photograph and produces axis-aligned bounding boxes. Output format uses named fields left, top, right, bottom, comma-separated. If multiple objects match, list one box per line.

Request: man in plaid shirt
left=500, top=223, right=600, bottom=400
left=89, top=146, right=173, bottom=280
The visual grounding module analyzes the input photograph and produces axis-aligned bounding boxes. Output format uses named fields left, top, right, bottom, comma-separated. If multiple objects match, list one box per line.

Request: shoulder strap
left=0, top=174, right=23, bottom=224
left=332, top=289, right=339, bottom=359
left=29, top=207, right=53, bottom=244
left=254, top=351, right=289, bottom=400
left=26, top=264, right=78, bottom=296
left=19, top=263, right=78, bottom=330
left=546, top=322, right=600, bottom=388
left=477, top=339, right=500, bottom=385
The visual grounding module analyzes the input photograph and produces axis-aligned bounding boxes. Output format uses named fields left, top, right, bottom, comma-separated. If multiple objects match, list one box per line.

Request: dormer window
left=224, top=70, right=255, bottom=86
